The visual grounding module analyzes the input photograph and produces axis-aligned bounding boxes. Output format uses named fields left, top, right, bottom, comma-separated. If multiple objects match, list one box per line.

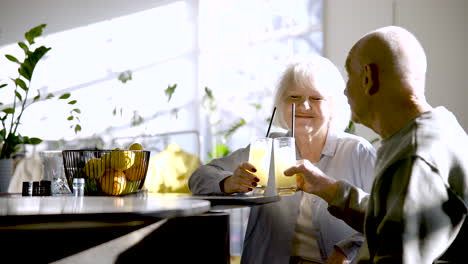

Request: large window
left=0, top=0, right=323, bottom=256
left=0, top=0, right=322, bottom=160
left=0, top=0, right=323, bottom=162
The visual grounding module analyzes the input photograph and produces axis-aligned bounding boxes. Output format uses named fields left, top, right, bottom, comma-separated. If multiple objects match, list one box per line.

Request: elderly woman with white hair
left=189, top=55, right=376, bottom=264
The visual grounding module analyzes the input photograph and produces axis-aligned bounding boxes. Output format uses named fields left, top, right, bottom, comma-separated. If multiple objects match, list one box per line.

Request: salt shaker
left=22, top=181, right=33, bottom=196
left=73, top=178, right=85, bottom=196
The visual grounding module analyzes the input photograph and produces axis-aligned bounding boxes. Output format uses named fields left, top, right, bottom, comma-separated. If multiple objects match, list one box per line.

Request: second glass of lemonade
left=248, top=137, right=273, bottom=192
left=273, top=137, right=297, bottom=194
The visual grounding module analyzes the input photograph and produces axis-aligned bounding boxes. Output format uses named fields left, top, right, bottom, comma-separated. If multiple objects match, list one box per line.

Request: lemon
left=129, top=143, right=144, bottom=150
left=124, top=158, right=146, bottom=181
left=125, top=142, right=146, bottom=181
left=84, top=158, right=105, bottom=179
left=102, top=150, right=135, bottom=170
left=100, top=169, right=127, bottom=195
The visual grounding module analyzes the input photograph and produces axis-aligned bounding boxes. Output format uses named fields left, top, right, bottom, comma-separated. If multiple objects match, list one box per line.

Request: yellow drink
left=248, top=138, right=273, bottom=190
left=273, top=137, right=297, bottom=194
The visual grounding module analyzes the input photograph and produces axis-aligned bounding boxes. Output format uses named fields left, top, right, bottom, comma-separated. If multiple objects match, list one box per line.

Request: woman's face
left=282, top=83, right=333, bottom=137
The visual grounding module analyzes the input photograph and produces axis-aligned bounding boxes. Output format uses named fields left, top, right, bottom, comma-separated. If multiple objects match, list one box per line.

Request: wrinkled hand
left=284, top=159, right=339, bottom=204
left=222, top=162, right=259, bottom=194
left=325, top=248, right=351, bottom=264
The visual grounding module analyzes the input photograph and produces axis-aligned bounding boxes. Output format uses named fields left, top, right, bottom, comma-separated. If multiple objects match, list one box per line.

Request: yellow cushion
left=144, top=143, right=200, bottom=193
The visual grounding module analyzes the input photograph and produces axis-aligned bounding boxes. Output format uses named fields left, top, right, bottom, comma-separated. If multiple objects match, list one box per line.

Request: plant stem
left=7, top=78, right=20, bottom=140
left=12, top=80, right=30, bottom=136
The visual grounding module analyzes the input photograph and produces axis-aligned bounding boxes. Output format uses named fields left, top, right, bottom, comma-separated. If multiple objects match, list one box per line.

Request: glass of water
left=273, top=137, right=297, bottom=194
left=248, top=137, right=273, bottom=192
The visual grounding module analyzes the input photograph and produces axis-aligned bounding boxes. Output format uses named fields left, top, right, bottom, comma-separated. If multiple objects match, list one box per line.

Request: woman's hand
left=221, top=162, right=259, bottom=194
left=284, top=159, right=339, bottom=204
left=325, top=248, right=351, bottom=264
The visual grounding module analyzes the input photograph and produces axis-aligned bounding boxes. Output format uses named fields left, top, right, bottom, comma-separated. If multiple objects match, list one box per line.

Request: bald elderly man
left=285, top=26, right=468, bottom=263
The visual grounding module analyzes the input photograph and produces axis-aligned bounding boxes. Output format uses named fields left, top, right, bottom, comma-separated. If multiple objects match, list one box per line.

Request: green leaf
left=164, top=84, right=177, bottom=102
left=118, top=70, right=132, bottom=83
left=33, top=91, right=41, bottom=102
left=250, top=103, right=261, bottom=110
left=25, top=24, right=46, bottom=45
left=67, top=116, right=74, bottom=121
left=209, top=144, right=230, bottom=159
left=72, top=108, right=81, bottom=114
left=19, top=46, right=51, bottom=81
left=5, top=55, right=20, bottom=64
left=19, top=60, right=33, bottom=81
left=204, top=87, right=214, bottom=100
left=131, top=113, right=144, bottom=126
left=29, top=137, right=42, bottom=145
left=0, top=84, right=7, bottom=89
left=59, top=93, right=71, bottom=99
left=15, top=91, right=22, bottom=101
left=14, top=78, right=28, bottom=91
left=344, top=120, right=356, bottom=134
left=22, top=136, right=42, bottom=145
left=112, top=107, right=117, bottom=116
left=18, top=66, right=31, bottom=81
left=2, top=108, right=15, bottom=114
left=74, top=124, right=82, bottom=134
left=222, top=118, right=246, bottom=139
left=18, top=42, right=29, bottom=54
left=68, top=100, right=77, bottom=105
left=46, top=93, right=54, bottom=99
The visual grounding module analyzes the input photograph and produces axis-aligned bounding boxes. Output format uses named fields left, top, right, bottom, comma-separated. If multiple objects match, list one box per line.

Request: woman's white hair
left=272, top=54, right=350, bottom=133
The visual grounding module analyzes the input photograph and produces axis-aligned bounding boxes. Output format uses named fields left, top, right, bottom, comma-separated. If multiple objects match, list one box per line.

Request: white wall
left=324, top=0, right=468, bottom=142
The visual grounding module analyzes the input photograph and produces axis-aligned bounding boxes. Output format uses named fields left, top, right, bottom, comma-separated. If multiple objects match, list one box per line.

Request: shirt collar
left=286, top=128, right=339, bottom=158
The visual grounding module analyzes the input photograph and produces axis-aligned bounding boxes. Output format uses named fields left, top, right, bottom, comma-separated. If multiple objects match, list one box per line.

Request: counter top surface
left=0, top=195, right=211, bottom=218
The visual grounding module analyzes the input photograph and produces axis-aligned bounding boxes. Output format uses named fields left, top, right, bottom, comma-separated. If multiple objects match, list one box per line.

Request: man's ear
left=361, top=64, right=379, bottom=96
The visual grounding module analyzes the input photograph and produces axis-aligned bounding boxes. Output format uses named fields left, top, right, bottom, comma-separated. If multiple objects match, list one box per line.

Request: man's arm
left=328, top=181, right=370, bottom=233
left=285, top=160, right=370, bottom=232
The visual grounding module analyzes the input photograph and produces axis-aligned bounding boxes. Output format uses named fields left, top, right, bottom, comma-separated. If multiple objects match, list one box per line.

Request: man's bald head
left=348, top=26, right=427, bottom=85
left=344, top=26, right=433, bottom=137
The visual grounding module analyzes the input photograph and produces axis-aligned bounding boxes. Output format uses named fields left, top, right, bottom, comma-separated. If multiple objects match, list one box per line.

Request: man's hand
left=325, top=248, right=351, bottom=264
left=222, top=162, right=259, bottom=194
left=284, top=159, right=339, bottom=204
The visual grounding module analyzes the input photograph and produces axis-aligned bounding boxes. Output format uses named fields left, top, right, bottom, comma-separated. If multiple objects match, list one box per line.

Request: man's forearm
left=327, top=181, right=369, bottom=233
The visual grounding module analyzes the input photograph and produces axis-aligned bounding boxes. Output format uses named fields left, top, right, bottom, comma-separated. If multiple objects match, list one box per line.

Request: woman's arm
left=188, top=147, right=249, bottom=194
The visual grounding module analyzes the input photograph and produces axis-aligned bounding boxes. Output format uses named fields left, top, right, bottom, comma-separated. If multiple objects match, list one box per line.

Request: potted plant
left=0, top=24, right=81, bottom=191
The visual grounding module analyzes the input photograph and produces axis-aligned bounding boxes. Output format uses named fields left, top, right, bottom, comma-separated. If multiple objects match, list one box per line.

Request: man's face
left=344, top=53, right=366, bottom=124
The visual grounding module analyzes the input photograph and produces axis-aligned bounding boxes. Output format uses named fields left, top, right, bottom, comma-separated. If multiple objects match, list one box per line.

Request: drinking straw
left=265, top=107, right=277, bottom=137
left=291, top=103, right=295, bottom=138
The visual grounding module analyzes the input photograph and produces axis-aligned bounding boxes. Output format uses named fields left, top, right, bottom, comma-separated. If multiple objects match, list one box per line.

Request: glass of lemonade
left=273, top=137, right=297, bottom=194
left=248, top=137, right=273, bottom=192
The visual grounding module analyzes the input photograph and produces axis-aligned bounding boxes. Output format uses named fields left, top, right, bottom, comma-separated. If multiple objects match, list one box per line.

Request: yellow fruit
left=129, top=143, right=144, bottom=150
left=124, top=160, right=146, bottom=181
left=100, top=169, right=127, bottom=195
left=84, top=158, right=105, bottom=179
left=102, top=150, right=135, bottom=170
